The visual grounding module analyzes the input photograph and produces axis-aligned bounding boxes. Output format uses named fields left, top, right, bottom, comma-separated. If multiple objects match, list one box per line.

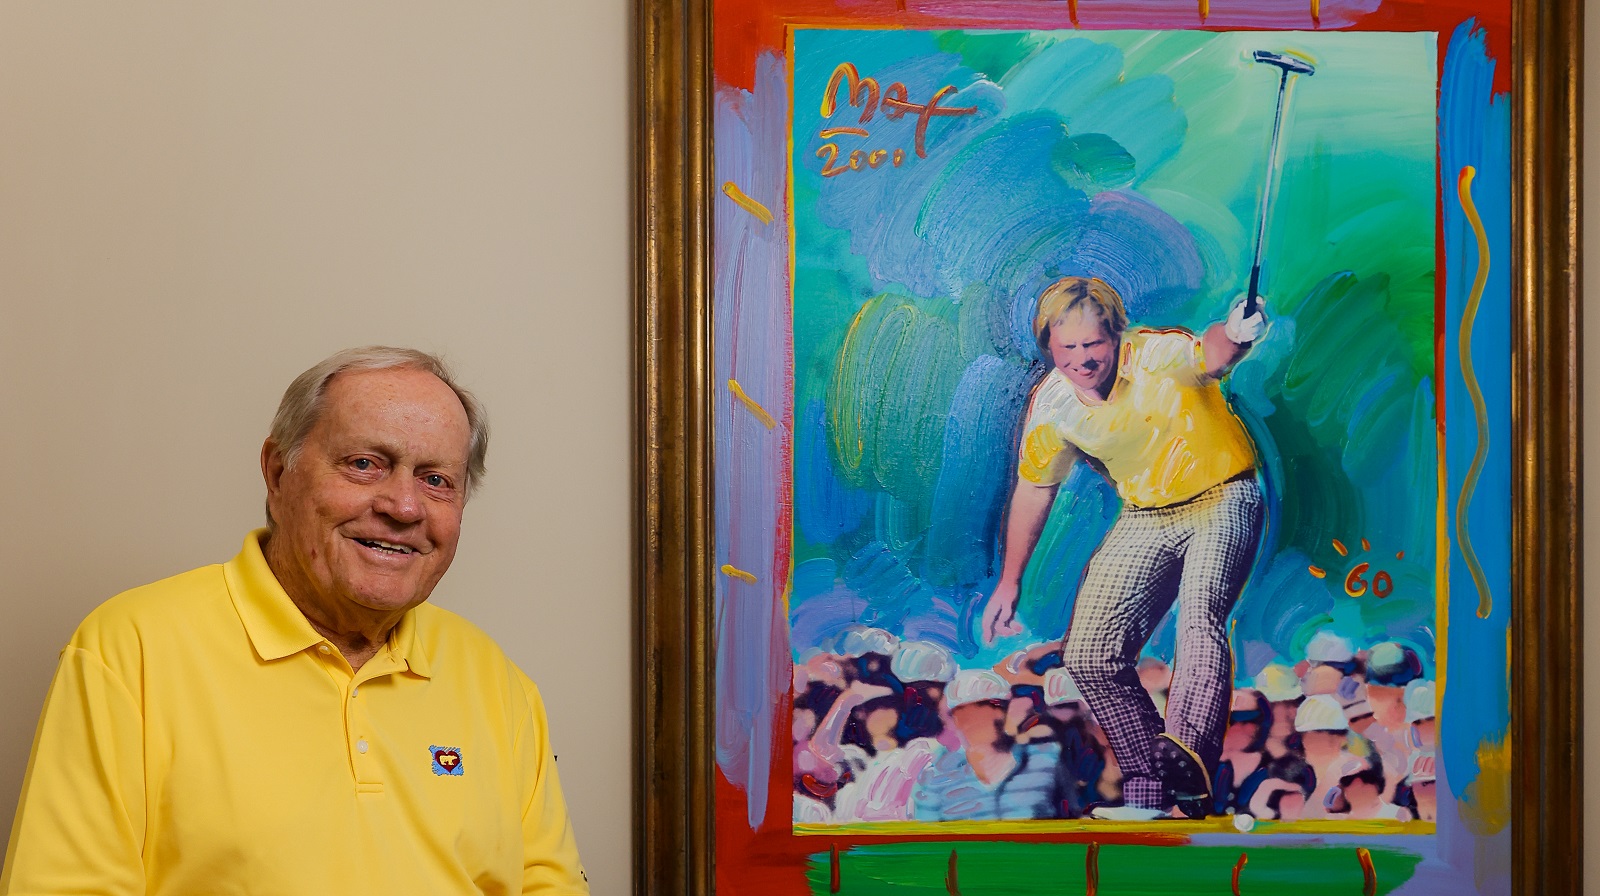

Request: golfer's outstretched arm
left=1203, top=294, right=1269, bottom=377
left=981, top=479, right=1060, bottom=643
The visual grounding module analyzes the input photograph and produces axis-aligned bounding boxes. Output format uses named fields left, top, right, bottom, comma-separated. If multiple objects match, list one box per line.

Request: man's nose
left=374, top=472, right=425, bottom=523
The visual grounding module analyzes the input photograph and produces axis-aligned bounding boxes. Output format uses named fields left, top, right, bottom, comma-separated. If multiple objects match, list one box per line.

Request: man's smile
left=351, top=536, right=423, bottom=556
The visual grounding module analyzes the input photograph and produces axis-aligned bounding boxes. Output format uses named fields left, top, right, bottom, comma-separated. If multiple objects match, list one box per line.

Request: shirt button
left=352, top=687, right=360, bottom=697
left=317, top=645, right=331, bottom=655
left=357, top=740, right=369, bottom=753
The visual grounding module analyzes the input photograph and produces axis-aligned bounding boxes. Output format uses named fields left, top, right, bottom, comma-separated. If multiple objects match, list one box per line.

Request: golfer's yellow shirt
left=1, top=531, right=588, bottom=895
left=1018, top=328, right=1257, bottom=507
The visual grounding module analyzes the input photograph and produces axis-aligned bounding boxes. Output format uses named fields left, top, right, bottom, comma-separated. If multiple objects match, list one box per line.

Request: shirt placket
left=313, top=641, right=405, bottom=795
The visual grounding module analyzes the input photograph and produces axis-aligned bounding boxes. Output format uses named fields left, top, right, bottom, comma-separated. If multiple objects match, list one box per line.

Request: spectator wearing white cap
left=1362, top=642, right=1426, bottom=799
left=995, top=653, right=1114, bottom=817
left=1301, top=631, right=1359, bottom=699
left=995, top=643, right=1067, bottom=742
left=1325, top=753, right=1410, bottom=821
left=1246, top=753, right=1316, bottom=821
left=1033, top=668, right=1107, bottom=818
left=1252, top=664, right=1304, bottom=760
left=911, top=671, right=1066, bottom=821
left=891, top=640, right=959, bottom=750
left=1294, top=694, right=1354, bottom=819
left=1365, top=642, right=1425, bottom=727
left=1399, top=751, right=1438, bottom=822
left=826, top=625, right=901, bottom=691
left=1214, top=688, right=1272, bottom=816
left=1403, top=681, right=1437, bottom=752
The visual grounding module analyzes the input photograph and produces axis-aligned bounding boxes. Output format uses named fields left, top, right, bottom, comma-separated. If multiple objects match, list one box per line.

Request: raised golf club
left=1244, top=50, right=1315, bottom=321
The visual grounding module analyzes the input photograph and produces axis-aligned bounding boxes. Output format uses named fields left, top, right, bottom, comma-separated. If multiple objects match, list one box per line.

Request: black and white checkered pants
left=1061, top=475, right=1263, bottom=810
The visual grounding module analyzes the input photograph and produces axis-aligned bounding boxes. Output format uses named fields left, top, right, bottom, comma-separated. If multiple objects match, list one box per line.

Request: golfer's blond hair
left=266, top=347, right=489, bottom=524
left=1033, top=277, right=1129, bottom=356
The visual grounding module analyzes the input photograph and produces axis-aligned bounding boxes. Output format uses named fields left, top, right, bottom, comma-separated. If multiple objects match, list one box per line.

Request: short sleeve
left=1, top=647, right=147, bottom=896
left=1131, top=329, right=1204, bottom=381
left=513, top=674, right=590, bottom=895
left=1016, top=374, right=1078, bottom=486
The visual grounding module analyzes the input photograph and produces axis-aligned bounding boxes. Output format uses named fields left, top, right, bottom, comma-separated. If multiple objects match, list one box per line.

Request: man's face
left=1048, top=307, right=1119, bottom=397
left=1303, top=664, right=1343, bottom=696
left=263, top=366, right=471, bottom=625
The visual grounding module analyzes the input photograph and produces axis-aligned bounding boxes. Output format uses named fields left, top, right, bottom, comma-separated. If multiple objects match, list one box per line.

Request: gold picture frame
left=633, top=2, right=1581, bottom=893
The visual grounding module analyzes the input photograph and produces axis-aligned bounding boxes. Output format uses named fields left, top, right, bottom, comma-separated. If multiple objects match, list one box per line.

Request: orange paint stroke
left=1360, top=538, right=1371, bottom=551
left=822, top=63, right=875, bottom=120
left=720, top=564, right=758, bottom=585
left=819, top=126, right=868, bottom=138
left=1199, top=0, right=1209, bottom=22
left=1232, top=852, right=1248, bottom=896
left=1357, top=847, right=1377, bottom=896
left=945, top=849, right=961, bottom=895
left=1332, top=539, right=1348, bottom=557
left=1398, top=550, right=1405, bottom=560
left=1085, top=842, right=1100, bottom=896
left=1311, top=0, right=1322, bottom=26
left=721, top=182, right=773, bottom=225
left=829, top=843, right=841, bottom=893
left=728, top=378, right=777, bottom=429
left=1372, top=570, right=1394, bottom=599
left=1069, top=0, right=1079, bottom=27
left=1308, top=565, right=1326, bottom=578
left=1344, top=562, right=1371, bottom=597
left=1454, top=166, right=1494, bottom=619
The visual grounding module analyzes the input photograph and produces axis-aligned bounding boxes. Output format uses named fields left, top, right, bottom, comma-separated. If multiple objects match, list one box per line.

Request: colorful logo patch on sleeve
left=430, top=745, right=464, bottom=776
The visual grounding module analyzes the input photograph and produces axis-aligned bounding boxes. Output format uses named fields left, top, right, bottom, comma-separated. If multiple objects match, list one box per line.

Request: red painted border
left=711, top=2, right=1512, bottom=892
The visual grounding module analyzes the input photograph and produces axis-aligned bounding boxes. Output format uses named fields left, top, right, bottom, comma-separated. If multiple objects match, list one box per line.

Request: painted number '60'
left=1343, top=562, right=1394, bottom=599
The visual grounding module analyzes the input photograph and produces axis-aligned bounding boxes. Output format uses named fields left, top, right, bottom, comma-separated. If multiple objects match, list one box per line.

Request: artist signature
left=815, top=62, right=979, bottom=177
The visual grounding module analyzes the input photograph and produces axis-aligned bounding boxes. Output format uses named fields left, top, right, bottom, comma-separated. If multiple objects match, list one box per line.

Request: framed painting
left=635, top=1, right=1580, bottom=895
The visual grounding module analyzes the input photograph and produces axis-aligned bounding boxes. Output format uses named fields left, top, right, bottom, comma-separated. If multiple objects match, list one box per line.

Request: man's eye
left=424, top=474, right=448, bottom=488
left=352, top=458, right=374, bottom=471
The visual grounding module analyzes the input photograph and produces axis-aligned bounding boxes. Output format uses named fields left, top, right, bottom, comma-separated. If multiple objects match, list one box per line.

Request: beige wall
left=0, top=2, right=632, bottom=893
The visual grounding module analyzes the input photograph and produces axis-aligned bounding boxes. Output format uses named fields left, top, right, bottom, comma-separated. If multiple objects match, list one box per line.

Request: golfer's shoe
left=1153, top=733, right=1212, bottom=820
left=1087, top=804, right=1167, bottom=822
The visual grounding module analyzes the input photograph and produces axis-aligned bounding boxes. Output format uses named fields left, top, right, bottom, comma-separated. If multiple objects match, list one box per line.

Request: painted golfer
left=982, top=276, right=1266, bottom=820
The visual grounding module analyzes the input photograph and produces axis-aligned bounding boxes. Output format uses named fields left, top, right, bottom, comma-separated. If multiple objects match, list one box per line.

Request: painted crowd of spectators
left=791, top=626, right=1438, bottom=824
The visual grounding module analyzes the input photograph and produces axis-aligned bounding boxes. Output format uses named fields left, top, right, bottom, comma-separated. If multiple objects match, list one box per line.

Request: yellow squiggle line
left=1455, top=166, right=1493, bottom=619
left=721, top=181, right=773, bottom=225
left=720, top=564, right=758, bottom=585
left=1310, top=0, right=1321, bottom=25
left=728, top=378, right=777, bottom=429
left=1198, top=0, right=1209, bottom=22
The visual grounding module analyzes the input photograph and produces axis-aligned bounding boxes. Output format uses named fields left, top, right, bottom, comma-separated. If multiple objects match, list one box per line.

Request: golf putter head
left=1252, top=50, right=1316, bottom=76
left=1242, top=50, right=1315, bottom=318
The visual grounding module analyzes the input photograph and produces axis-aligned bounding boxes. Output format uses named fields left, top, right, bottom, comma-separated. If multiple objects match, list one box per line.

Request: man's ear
left=262, top=439, right=286, bottom=494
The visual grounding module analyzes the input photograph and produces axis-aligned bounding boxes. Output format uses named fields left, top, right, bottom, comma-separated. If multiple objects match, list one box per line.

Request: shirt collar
left=224, top=529, right=433, bottom=677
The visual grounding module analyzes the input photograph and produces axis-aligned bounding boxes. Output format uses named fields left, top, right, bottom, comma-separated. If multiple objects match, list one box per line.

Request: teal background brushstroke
left=789, top=29, right=1439, bottom=674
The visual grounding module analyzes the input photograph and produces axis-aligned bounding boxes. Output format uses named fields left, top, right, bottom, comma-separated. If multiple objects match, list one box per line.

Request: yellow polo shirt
left=1018, top=328, right=1257, bottom=507
left=1, top=531, right=588, bottom=895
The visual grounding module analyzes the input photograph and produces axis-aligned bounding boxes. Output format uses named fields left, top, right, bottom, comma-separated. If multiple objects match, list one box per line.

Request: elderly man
left=1, top=347, right=588, bottom=894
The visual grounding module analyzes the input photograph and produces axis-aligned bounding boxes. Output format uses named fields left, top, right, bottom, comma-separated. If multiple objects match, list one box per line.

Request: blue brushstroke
left=1437, top=19, right=1514, bottom=886
left=795, top=398, right=873, bottom=547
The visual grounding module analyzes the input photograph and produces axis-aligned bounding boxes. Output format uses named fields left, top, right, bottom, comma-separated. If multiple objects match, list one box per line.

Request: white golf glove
left=1224, top=295, right=1268, bottom=344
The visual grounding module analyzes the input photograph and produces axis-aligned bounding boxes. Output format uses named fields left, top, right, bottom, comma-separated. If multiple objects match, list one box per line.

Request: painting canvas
left=708, top=3, right=1516, bottom=893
